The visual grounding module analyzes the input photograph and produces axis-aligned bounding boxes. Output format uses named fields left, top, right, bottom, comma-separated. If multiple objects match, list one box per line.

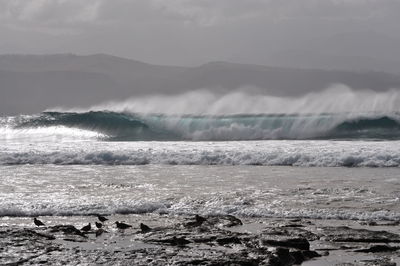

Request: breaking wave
left=2, top=111, right=400, bottom=141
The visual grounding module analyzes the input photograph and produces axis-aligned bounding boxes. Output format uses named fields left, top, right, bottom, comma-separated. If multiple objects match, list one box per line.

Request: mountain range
left=1, top=53, right=400, bottom=114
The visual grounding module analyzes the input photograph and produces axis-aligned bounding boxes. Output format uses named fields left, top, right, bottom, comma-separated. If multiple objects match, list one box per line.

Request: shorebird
left=97, top=215, right=108, bottom=222
left=81, top=223, right=91, bottom=232
left=115, top=221, right=132, bottom=229
left=95, top=222, right=103, bottom=229
left=33, top=218, right=45, bottom=227
left=225, top=215, right=243, bottom=227
left=195, top=215, right=207, bottom=224
left=95, top=229, right=107, bottom=237
left=186, top=215, right=207, bottom=227
left=140, top=223, right=151, bottom=233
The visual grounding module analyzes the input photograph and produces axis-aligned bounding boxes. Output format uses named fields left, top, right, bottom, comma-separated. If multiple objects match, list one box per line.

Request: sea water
left=1, top=163, right=399, bottom=221
left=0, top=111, right=399, bottom=222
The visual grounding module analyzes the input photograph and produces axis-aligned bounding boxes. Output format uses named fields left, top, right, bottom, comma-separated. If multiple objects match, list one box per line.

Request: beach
left=1, top=115, right=400, bottom=265
left=2, top=2, right=400, bottom=264
left=1, top=214, right=399, bottom=265
left=0, top=162, right=399, bottom=265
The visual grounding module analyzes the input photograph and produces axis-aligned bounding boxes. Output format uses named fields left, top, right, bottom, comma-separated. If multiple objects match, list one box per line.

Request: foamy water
left=2, top=139, right=400, bottom=167
left=1, top=88, right=399, bottom=222
left=0, top=164, right=399, bottom=221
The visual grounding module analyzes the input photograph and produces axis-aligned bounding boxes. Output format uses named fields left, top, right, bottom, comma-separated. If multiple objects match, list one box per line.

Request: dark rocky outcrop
left=1, top=216, right=399, bottom=265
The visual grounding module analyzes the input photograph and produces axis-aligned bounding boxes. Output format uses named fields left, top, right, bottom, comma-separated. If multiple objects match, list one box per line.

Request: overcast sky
left=1, top=0, right=400, bottom=66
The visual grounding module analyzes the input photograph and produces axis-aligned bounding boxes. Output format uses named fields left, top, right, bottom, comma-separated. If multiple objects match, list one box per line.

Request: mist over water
left=0, top=85, right=399, bottom=142
left=50, top=85, right=400, bottom=115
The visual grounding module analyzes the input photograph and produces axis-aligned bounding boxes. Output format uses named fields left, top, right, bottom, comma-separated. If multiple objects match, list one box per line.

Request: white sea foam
left=1, top=140, right=400, bottom=167
left=0, top=195, right=398, bottom=221
left=50, top=85, right=400, bottom=115
left=0, top=125, right=103, bottom=142
left=1, top=163, right=398, bottom=221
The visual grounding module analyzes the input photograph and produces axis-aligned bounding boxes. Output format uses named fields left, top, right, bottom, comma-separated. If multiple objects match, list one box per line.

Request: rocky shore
left=1, top=214, right=399, bottom=265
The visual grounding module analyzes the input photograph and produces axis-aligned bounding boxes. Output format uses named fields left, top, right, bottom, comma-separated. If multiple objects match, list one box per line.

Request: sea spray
left=49, top=85, right=400, bottom=115
left=2, top=111, right=400, bottom=141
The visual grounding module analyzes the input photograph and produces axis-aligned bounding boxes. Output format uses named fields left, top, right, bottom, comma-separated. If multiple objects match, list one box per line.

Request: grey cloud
left=2, top=0, right=400, bottom=28
left=1, top=0, right=400, bottom=66
left=0, top=0, right=101, bottom=30
left=148, top=0, right=400, bottom=25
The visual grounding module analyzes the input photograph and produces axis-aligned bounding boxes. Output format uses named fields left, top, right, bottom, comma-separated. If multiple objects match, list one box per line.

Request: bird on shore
left=140, top=223, right=151, bottom=233
left=186, top=214, right=207, bottom=227
left=95, top=222, right=103, bottom=229
left=225, top=215, right=243, bottom=227
left=97, top=215, right=108, bottom=223
left=195, top=215, right=207, bottom=224
left=95, top=229, right=108, bottom=237
left=81, top=223, right=91, bottom=232
left=33, top=218, right=45, bottom=227
left=115, top=221, right=132, bottom=229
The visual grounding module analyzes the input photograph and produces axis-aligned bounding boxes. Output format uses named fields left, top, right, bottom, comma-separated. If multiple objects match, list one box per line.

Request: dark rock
left=0, top=216, right=331, bottom=265
left=50, top=225, right=86, bottom=237
left=301, top=250, right=321, bottom=258
left=262, top=227, right=319, bottom=241
left=216, top=236, right=242, bottom=245
left=152, top=236, right=191, bottom=246
left=354, top=245, right=400, bottom=253
left=63, top=238, right=87, bottom=243
left=191, top=236, right=217, bottom=244
left=224, top=215, right=243, bottom=227
left=289, top=250, right=306, bottom=265
left=322, top=226, right=400, bottom=243
left=359, top=258, right=397, bottom=266
left=274, top=247, right=296, bottom=265
left=20, top=229, right=55, bottom=240
left=282, top=224, right=305, bottom=228
left=262, top=238, right=310, bottom=250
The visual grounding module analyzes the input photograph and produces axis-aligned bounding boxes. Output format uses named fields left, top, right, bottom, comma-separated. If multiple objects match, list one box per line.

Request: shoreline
left=1, top=214, right=399, bottom=265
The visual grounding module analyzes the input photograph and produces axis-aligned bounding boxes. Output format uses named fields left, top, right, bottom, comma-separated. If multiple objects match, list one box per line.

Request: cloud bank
left=1, top=0, right=399, bottom=30
left=1, top=0, right=400, bottom=65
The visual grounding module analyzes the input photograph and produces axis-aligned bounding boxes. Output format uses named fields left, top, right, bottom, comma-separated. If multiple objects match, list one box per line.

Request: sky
left=1, top=0, right=400, bottom=66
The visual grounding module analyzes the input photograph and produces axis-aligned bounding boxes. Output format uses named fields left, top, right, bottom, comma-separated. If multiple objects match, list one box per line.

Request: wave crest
left=3, top=111, right=400, bottom=141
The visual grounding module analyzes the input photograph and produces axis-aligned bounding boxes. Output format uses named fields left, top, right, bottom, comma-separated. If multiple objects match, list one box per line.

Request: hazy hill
left=268, top=50, right=400, bottom=74
left=1, top=54, right=400, bottom=114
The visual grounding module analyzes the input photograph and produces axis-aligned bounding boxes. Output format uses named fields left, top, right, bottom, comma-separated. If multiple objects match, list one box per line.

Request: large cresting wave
left=2, top=86, right=400, bottom=141
left=2, top=110, right=400, bottom=141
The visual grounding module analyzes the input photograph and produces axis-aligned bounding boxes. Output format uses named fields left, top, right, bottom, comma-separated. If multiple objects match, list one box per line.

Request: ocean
left=1, top=110, right=399, bottom=222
